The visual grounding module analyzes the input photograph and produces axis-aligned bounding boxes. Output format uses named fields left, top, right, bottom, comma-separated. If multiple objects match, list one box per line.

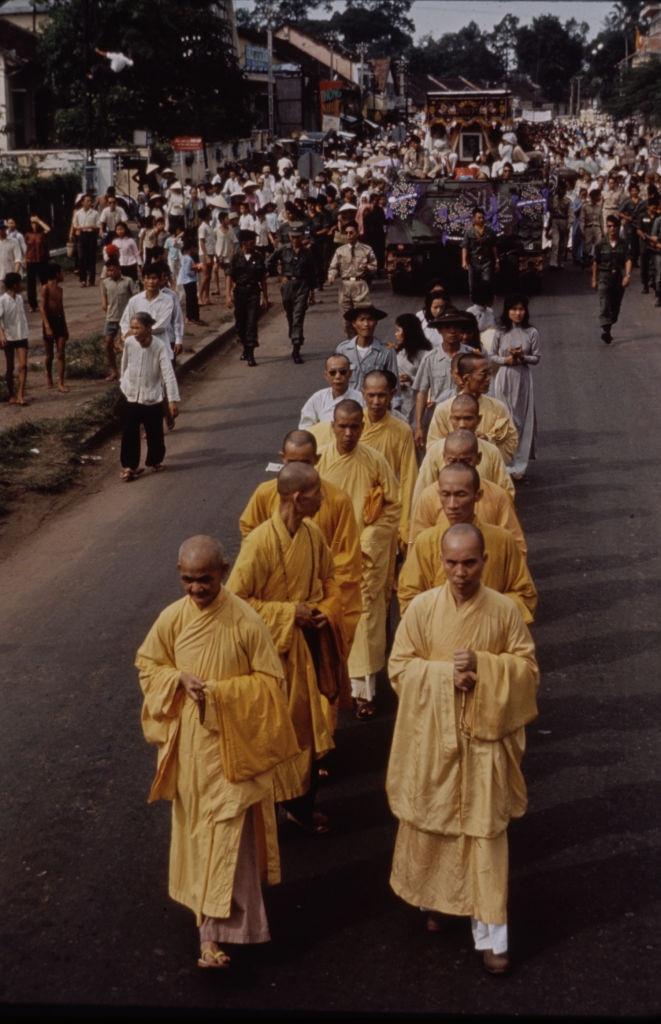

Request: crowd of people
left=136, top=248, right=544, bottom=975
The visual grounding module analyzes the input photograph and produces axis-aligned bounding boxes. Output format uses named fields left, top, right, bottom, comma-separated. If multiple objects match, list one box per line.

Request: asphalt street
left=1, top=267, right=660, bottom=1018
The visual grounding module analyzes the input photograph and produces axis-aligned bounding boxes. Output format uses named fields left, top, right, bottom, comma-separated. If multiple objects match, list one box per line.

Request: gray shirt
left=101, top=276, right=138, bottom=322
left=413, top=344, right=472, bottom=403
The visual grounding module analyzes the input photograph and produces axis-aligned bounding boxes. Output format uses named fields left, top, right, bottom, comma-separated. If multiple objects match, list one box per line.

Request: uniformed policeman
left=326, top=221, right=378, bottom=337
left=591, top=214, right=633, bottom=345
left=226, top=229, right=269, bottom=366
left=267, top=227, right=316, bottom=364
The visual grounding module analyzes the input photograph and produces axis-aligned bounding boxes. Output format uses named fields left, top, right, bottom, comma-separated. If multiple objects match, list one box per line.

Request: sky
left=235, top=1, right=615, bottom=41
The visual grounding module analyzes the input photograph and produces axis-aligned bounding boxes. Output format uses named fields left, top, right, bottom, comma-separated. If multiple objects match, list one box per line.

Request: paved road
left=1, top=270, right=659, bottom=1016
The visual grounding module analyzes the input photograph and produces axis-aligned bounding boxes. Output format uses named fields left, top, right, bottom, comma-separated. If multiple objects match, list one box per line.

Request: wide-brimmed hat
left=145, top=162, right=159, bottom=175
left=428, top=309, right=476, bottom=330
left=168, top=181, right=183, bottom=190
left=339, top=202, right=357, bottom=212
left=208, top=194, right=229, bottom=209
left=346, top=304, right=388, bottom=322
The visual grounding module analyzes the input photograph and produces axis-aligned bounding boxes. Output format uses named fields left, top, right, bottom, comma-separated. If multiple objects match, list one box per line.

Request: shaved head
left=453, top=352, right=487, bottom=377
left=363, top=370, right=389, bottom=390
left=277, top=461, right=320, bottom=496
left=178, top=535, right=228, bottom=570
left=441, top=522, right=485, bottom=557
left=282, top=429, right=317, bottom=458
left=445, top=429, right=478, bottom=457
left=333, top=398, right=363, bottom=421
left=324, top=352, right=350, bottom=370
left=451, top=394, right=480, bottom=414
left=438, top=461, right=480, bottom=494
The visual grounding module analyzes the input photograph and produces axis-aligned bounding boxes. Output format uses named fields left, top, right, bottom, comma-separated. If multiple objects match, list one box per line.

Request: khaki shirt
left=327, top=241, right=377, bottom=283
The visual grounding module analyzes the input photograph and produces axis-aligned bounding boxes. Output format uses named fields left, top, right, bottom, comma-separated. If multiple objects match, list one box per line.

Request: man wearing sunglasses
left=298, top=352, right=364, bottom=429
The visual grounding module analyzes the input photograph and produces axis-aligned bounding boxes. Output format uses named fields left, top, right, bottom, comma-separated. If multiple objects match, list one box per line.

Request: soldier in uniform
left=267, top=227, right=316, bottom=364
left=327, top=221, right=377, bottom=337
left=547, top=180, right=572, bottom=270
left=226, top=229, right=269, bottom=367
left=591, top=214, right=633, bottom=345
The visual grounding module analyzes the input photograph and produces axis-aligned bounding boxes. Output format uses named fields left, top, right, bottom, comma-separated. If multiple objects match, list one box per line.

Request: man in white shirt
left=120, top=263, right=176, bottom=351
left=99, top=195, right=128, bottom=241
left=0, top=220, right=23, bottom=293
left=73, top=194, right=100, bottom=286
left=299, top=352, right=364, bottom=428
left=197, top=208, right=215, bottom=305
left=0, top=272, right=29, bottom=403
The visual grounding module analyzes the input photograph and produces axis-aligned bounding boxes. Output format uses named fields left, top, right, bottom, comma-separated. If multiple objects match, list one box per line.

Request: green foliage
left=39, top=0, right=247, bottom=147
left=0, top=169, right=81, bottom=242
left=66, top=333, right=107, bottom=380
left=488, top=15, right=520, bottom=77
left=408, top=22, right=505, bottom=85
left=515, top=15, right=588, bottom=102
left=237, top=0, right=332, bottom=29
left=605, top=56, right=661, bottom=126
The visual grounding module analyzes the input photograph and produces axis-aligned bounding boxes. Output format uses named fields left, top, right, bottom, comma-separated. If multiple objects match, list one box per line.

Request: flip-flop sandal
left=353, top=698, right=376, bottom=720
left=197, top=947, right=231, bottom=969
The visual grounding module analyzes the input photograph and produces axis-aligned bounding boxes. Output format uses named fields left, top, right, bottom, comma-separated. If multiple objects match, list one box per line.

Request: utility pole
left=82, top=0, right=97, bottom=193
left=399, top=56, right=408, bottom=126
left=266, top=3, right=275, bottom=138
left=358, top=42, right=367, bottom=118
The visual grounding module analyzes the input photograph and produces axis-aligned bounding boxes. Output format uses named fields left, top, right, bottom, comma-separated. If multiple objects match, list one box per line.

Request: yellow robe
left=136, top=590, right=300, bottom=923
left=427, top=394, right=519, bottom=464
left=227, top=510, right=346, bottom=799
left=317, top=440, right=401, bottom=677
left=360, top=410, right=418, bottom=548
left=413, top=436, right=515, bottom=505
left=410, top=479, right=527, bottom=556
left=387, top=583, right=539, bottom=922
left=239, top=477, right=362, bottom=648
left=398, top=516, right=537, bottom=622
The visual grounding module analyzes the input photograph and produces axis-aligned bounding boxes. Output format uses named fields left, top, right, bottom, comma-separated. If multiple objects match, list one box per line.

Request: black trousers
left=120, top=398, right=165, bottom=470
left=26, top=261, right=48, bottom=310
left=183, top=281, right=199, bottom=321
left=281, top=281, right=309, bottom=345
left=234, top=287, right=260, bottom=350
left=640, top=246, right=656, bottom=290
left=598, top=275, right=624, bottom=328
left=77, top=232, right=98, bottom=285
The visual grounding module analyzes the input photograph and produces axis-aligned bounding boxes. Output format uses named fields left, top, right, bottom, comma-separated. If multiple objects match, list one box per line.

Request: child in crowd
left=40, top=263, right=69, bottom=392
left=0, top=272, right=29, bottom=404
left=177, top=238, right=203, bottom=325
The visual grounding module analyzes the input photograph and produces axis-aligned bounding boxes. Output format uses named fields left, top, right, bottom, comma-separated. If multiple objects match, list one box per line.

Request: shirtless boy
left=40, top=263, right=69, bottom=392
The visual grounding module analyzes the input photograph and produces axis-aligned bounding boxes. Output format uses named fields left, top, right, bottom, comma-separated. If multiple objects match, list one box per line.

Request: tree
left=407, top=22, right=505, bottom=85
left=606, top=54, right=661, bottom=126
left=488, top=14, right=520, bottom=77
left=236, top=0, right=331, bottom=31
left=583, top=28, right=628, bottom=102
left=514, top=15, right=588, bottom=103
left=39, top=0, right=247, bottom=147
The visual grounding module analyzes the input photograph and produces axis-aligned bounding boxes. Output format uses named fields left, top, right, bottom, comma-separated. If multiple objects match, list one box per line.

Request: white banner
left=521, top=110, right=552, bottom=123
left=322, top=114, right=341, bottom=132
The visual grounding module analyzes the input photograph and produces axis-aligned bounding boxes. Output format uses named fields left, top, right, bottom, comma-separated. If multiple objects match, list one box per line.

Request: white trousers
left=350, top=673, right=377, bottom=700
left=471, top=918, right=508, bottom=955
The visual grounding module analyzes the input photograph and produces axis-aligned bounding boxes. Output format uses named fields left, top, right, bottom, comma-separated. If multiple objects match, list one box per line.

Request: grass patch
left=0, top=385, right=122, bottom=516
left=66, top=333, right=107, bottom=380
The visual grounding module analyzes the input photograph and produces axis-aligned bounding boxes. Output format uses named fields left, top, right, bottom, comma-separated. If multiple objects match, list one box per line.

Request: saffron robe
left=360, top=410, right=418, bottom=549
left=427, top=394, right=519, bottom=464
left=398, top=516, right=537, bottom=622
left=387, top=583, right=539, bottom=922
left=227, top=511, right=347, bottom=799
left=410, top=479, right=527, bottom=556
left=239, top=477, right=362, bottom=648
left=136, top=590, right=300, bottom=924
left=317, top=440, right=401, bottom=677
left=413, top=436, right=515, bottom=506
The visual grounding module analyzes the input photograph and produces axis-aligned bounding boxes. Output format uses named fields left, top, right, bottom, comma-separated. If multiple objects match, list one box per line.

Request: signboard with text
left=320, top=79, right=345, bottom=121
left=171, top=136, right=204, bottom=152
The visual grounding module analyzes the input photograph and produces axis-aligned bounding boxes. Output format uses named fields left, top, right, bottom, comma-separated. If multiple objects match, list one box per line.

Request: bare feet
left=58, top=384, right=69, bottom=393
left=104, top=373, right=118, bottom=382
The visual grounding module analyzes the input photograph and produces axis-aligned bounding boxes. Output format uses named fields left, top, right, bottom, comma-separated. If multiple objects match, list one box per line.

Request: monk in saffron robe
left=136, top=535, right=300, bottom=970
left=360, top=369, right=418, bottom=550
left=228, top=463, right=349, bottom=834
left=413, top=393, right=515, bottom=505
left=388, top=523, right=539, bottom=975
left=239, top=428, right=362, bottom=650
left=427, top=352, right=518, bottom=463
left=399, top=463, right=537, bottom=621
left=316, top=398, right=401, bottom=719
left=410, top=429, right=526, bottom=555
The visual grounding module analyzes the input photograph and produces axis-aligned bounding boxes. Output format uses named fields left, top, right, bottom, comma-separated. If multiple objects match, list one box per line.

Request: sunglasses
left=327, top=368, right=349, bottom=375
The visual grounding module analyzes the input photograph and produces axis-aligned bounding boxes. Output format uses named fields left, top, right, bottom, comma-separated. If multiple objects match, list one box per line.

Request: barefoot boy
left=0, top=272, right=29, bottom=404
left=40, top=263, right=69, bottom=392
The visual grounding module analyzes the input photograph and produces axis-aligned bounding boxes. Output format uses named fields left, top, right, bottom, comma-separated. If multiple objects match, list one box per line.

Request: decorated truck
left=385, top=88, right=548, bottom=293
